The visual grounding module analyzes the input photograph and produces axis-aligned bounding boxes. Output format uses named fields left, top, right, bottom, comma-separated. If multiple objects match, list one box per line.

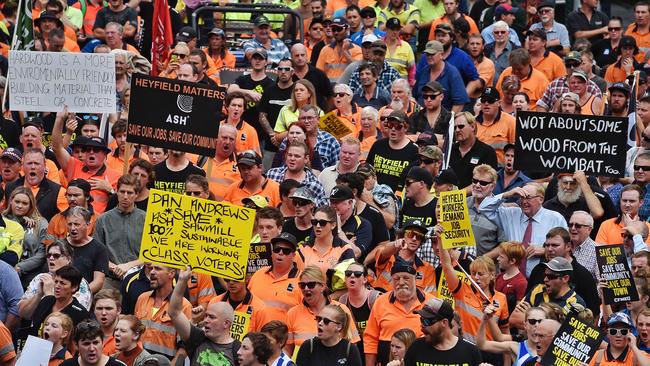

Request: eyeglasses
left=480, top=98, right=498, bottom=104
left=331, top=26, right=346, bottom=33
left=405, top=179, right=417, bottom=187
left=47, top=253, right=62, bottom=259
left=384, top=122, right=405, bottom=130
left=311, top=219, right=332, bottom=227
left=335, top=92, right=350, bottom=97
left=420, top=158, right=436, bottom=165
left=292, top=199, right=311, bottom=207
left=298, top=281, right=320, bottom=289
left=278, top=66, right=293, bottom=72
left=518, top=195, right=541, bottom=201
left=493, top=30, right=507, bottom=35
left=608, top=27, right=622, bottom=31
left=404, top=229, right=425, bottom=240
left=420, top=317, right=442, bottom=327
left=538, top=8, right=552, bottom=13
left=422, top=93, right=440, bottom=100
left=186, top=191, right=204, bottom=197
left=315, top=316, right=340, bottom=325
left=310, top=26, right=324, bottom=31
left=608, top=328, right=630, bottom=336
left=472, top=178, right=492, bottom=186
left=544, top=273, right=561, bottom=280
left=634, top=165, right=650, bottom=171
left=454, top=124, right=466, bottom=130
left=527, top=318, right=543, bottom=326
left=82, top=147, right=104, bottom=153
left=345, top=270, right=364, bottom=277
left=272, top=246, right=294, bottom=255
left=568, top=222, right=589, bottom=229
left=172, top=53, right=188, bottom=58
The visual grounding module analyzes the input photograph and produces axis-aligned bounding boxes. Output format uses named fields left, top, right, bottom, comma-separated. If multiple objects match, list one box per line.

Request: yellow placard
left=439, top=190, right=475, bottom=249
left=139, top=189, right=256, bottom=280
left=230, top=310, right=251, bottom=341
left=319, top=111, right=352, bottom=139
left=437, top=270, right=469, bottom=307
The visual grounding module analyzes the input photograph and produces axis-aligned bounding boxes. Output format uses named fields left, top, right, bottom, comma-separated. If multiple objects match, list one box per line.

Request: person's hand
left=624, top=220, right=646, bottom=237
left=247, top=91, right=262, bottom=102
left=342, top=38, right=351, bottom=50
left=15, top=266, right=21, bottom=275
left=113, top=263, right=131, bottom=279
left=597, top=277, right=609, bottom=299
left=65, top=118, right=78, bottom=134
left=23, top=216, right=35, bottom=228
left=503, top=186, right=528, bottom=199
left=89, top=177, right=113, bottom=193
left=573, top=170, right=588, bottom=187
left=514, top=300, right=531, bottom=314
left=526, top=5, right=536, bottom=14
left=623, top=57, right=634, bottom=74
left=41, top=273, right=54, bottom=296
left=526, top=245, right=544, bottom=258
left=178, top=265, right=192, bottom=283
left=56, top=105, right=70, bottom=120
left=394, top=238, right=407, bottom=251
left=483, top=303, right=496, bottom=319
left=629, top=332, right=639, bottom=349
left=360, top=189, right=374, bottom=204
left=386, top=360, right=402, bottom=366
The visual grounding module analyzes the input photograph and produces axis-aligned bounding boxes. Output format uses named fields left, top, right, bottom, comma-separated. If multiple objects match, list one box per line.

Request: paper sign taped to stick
left=439, top=190, right=475, bottom=249
left=8, top=51, right=116, bottom=113
left=139, top=189, right=255, bottom=280
left=596, top=244, right=639, bottom=304
left=319, top=111, right=352, bottom=139
left=540, top=314, right=604, bottom=366
left=230, top=310, right=252, bottom=341
left=247, top=242, right=272, bottom=276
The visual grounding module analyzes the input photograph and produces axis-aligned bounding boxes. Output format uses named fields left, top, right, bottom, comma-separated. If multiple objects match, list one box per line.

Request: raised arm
left=52, top=109, right=72, bottom=171
left=169, top=265, right=192, bottom=342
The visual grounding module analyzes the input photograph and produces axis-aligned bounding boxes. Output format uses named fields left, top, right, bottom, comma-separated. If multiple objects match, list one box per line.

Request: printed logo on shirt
left=287, top=283, right=295, bottom=292
left=241, top=133, right=247, bottom=141
left=337, top=358, right=347, bottom=364
left=416, top=271, right=423, bottom=280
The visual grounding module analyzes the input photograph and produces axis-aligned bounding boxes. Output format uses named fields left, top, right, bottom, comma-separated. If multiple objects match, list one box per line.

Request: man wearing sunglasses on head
left=588, top=312, right=650, bottom=366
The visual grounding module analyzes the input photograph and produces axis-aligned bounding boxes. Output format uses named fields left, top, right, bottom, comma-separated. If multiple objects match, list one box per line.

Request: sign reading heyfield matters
left=127, top=73, right=225, bottom=156
left=515, top=111, right=627, bottom=177
left=8, top=51, right=116, bottom=113
left=139, top=189, right=255, bottom=281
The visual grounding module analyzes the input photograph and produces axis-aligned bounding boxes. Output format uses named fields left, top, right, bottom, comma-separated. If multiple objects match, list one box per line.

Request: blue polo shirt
left=350, top=28, right=387, bottom=46
left=415, top=62, right=469, bottom=110
left=353, top=86, right=391, bottom=109
left=417, top=47, right=479, bottom=84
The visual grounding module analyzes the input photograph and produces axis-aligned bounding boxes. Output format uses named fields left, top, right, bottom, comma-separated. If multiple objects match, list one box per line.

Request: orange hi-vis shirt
left=596, top=217, right=650, bottom=245
left=102, top=335, right=116, bottom=356
left=0, top=321, right=15, bottom=364
left=626, top=23, right=650, bottom=61
left=46, top=210, right=97, bottom=244
left=316, top=42, right=363, bottom=81
left=223, top=178, right=281, bottom=207
left=206, top=155, right=239, bottom=201
left=474, top=56, right=495, bottom=90
left=531, top=51, right=567, bottom=83
left=286, top=299, right=359, bottom=349
left=64, top=157, right=120, bottom=214
left=248, top=265, right=302, bottom=323
left=187, top=272, right=216, bottom=307
left=296, top=239, right=356, bottom=275
left=222, top=120, right=261, bottom=155
left=476, top=109, right=516, bottom=165
left=134, top=290, right=192, bottom=359
left=429, top=14, right=479, bottom=39
left=334, top=105, right=362, bottom=138
left=452, top=280, right=509, bottom=343
left=209, top=291, right=270, bottom=333
left=373, top=253, right=436, bottom=293
left=496, top=66, right=549, bottom=111
left=363, top=290, right=434, bottom=357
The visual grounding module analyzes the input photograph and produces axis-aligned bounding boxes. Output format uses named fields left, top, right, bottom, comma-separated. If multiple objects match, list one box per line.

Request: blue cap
left=607, top=312, right=632, bottom=327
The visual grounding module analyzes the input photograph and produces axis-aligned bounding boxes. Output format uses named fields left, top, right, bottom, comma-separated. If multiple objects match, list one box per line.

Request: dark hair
left=111, top=119, right=127, bottom=138
left=48, top=239, right=74, bottom=260
left=117, top=174, right=139, bottom=192
left=336, top=173, right=365, bottom=198
left=314, top=206, right=338, bottom=237
left=189, top=48, right=208, bottom=65
left=279, top=179, right=302, bottom=198
left=513, top=92, right=530, bottom=103
left=46, top=0, right=63, bottom=12
left=358, top=62, right=378, bottom=77
left=261, top=320, right=289, bottom=347
left=285, top=140, right=310, bottom=159
left=226, top=91, right=247, bottom=107
left=636, top=1, right=650, bottom=11
left=545, top=227, right=570, bottom=244
left=621, top=184, right=645, bottom=202
left=185, top=174, right=210, bottom=193
left=286, top=121, right=315, bottom=160
left=243, top=332, right=273, bottom=364
left=74, top=320, right=103, bottom=343
left=256, top=206, right=284, bottom=227
left=346, top=4, right=360, bottom=13
left=55, top=265, right=83, bottom=291
left=48, top=27, right=65, bottom=40
left=129, top=158, right=155, bottom=186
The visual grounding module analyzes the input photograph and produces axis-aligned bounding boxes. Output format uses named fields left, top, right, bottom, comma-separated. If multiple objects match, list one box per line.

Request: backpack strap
left=346, top=340, right=351, bottom=358
left=368, top=290, right=379, bottom=309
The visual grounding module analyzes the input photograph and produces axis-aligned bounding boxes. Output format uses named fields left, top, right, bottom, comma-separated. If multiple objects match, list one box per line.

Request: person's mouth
left=43, top=331, right=50, bottom=340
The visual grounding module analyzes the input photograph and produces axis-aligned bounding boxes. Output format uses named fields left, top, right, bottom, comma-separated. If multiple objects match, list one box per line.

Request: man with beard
left=520, top=319, right=561, bottom=366
left=494, top=143, right=532, bottom=201
left=364, top=264, right=435, bottom=366
left=206, top=125, right=239, bottom=201
left=403, top=298, right=482, bottom=366
left=543, top=172, right=610, bottom=227
left=608, top=82, right=630, bottom=118
left=317, top=17, right=363, bottom=82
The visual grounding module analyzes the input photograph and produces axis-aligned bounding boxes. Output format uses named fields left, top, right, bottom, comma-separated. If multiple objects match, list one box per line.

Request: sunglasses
left=544, top=273, right=561, bottom=280
left=527, top=318, right=543, bottom=326
left=82, top=115, right=99, bottom=121
left=278, top=66, right=293, bottom=72
left=404, top=229, right=425, bottom=240
left=454, top=124, right=466, bottom=130
left=405, top=179, right=417, bottom=186
left=568, top=222, right=589, bottom=229
left=635, top=165, right=650, bottom=171
left=420, top=158, right=436, bottom=165
left=172, top=53, right=188, bottom=58
left=538, top=8, right=552, bottom=13
left=82, top=147, right=104, bottom=153
left=565, top=62, right=580, bottom=68
left=420, top=317, right=442, bottom=327
left=608, top=27, right=622, bottom=31
left=331, top=26, right=346, bottom=32
left=298, top=281, right=320, bottom=289
left=608, top=328, right=630, bottom=336
left=380, top=116, right=389, bottom=121
left=315, top=316, right=340, bottom=325
left=493, top=30, right=507, bottom=35
left=422, top=93, right=440, bottom=100
left=47, top=253, right=62, bottom=259
left=480, top=98, right=498, bottom=104
left=272, top=246, right=294, bottom=255
left=186, top=191, right=204, bottom=197
left=472, top=178, right=492, bottom=186
left=361, top=13, right=375, bottom=18
left=345, top=270, right=364, bottom=278
left=311, top=219, right=332, bottom=227
left=384, top=122, right=405, bottom=130
left=292, top=199, right=311, bottom=207
left=335, top=92, right=350, bottom=97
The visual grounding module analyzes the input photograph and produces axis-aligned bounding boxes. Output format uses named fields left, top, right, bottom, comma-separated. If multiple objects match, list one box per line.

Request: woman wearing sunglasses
left=373, top=218, right=435, bottom=293
left=295, top=304, right=362, bottom=366
left=285, top=266, right=358, bottom=357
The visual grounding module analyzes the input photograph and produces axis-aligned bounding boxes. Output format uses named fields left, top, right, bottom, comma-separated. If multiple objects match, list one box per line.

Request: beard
left=557, top=185, right=582, bottom=205
left=425, top=327, right=445, bottom=346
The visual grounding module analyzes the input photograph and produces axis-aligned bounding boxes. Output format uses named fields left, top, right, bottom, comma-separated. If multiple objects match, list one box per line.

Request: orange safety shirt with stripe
left=247, top=265, right=303, bottom=323
left=452, top=280, right=509, bottom=343
left=187, top=272, right=216, bottom=307
left=286, top=299, right=359, bottom=348
left=372, top=253, right=436, bottom=293
left=209, top=290, right=270, bottom=333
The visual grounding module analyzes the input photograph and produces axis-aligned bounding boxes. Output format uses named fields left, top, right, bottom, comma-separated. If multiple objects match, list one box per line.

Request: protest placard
left=540, top=313, right=604, bottom=366
left=596, top=244, right=639, bottom=304
left=8, top=51, right=116, bottom=113
left=515, top=111, right=627, bottom=177
left=437, top=270, right=469, bottom=307
left=139, top=189, right=255, bottom=280
left=247, top=242, right=272, bottom=276
left=439, top=190, right=475, bottom=249
left=319, top=111, right=352, bottom=139
left=126, top=73, right=226, bottom=156
left=16, top=336, right=52, bottom=366
left=230, top=310, right=252, bottom=341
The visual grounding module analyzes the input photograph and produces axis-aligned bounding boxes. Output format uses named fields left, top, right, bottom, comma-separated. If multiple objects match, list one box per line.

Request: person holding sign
left=588, top=312, right=650, bottom=366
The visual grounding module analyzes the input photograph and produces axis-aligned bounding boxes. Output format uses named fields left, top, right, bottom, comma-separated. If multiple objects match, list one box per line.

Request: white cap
left=362, top=34, right=379, bottom=45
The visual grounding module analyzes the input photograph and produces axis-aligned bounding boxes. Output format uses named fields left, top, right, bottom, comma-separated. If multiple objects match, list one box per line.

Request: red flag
left=151, top=0, right=173, bottom=76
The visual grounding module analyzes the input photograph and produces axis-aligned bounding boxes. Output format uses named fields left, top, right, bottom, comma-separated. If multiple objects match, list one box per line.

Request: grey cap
left=544, top=257, right=573, bottom=272
left=289, top=186, right=315, bottom=203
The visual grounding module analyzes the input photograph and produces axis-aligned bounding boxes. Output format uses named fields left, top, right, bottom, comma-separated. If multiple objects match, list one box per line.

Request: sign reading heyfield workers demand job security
left=139, top=189, right=255, bottom=281
left=540, top=314, right=604, bottom=366
left=127, top=73, right=225, bottom=156
left=439, top=190, right=475, bottom=249
left=596, top=244, right=639, bottom=304
left=8, top=51, right=116, bottom=113
left=515, top=111, right=627, bottom=177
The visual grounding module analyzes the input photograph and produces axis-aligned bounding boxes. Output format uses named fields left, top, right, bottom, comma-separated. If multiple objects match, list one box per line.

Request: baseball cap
left=386, top=17, right=402, bottom=30
left=207, top=27, right=225, bottom=37
left=251, top=48, right=268, bottom=59
left=544, top=257, right=573, bottom=272
left=422, top=81, right=445, bottom=94
left=176, top=26, right=197, bottom=42
left=420, top=145, right=443, bottom=161
left=331, top=17, right=348, bottom=28
left=360, top=6, right=376, bottom=17
left=254, top=15, right=271, bottom=26
left=434, top=23, right=453, bottom=34
left=387, top=110, right=408, bottom=124
left=607, top=312, right=633, bottom=328
left=495, top=4, right=516, bottom=18
left=70, top=136, right=111, bottom=153
left=23, top=116, right=44, bottom=130
left=362, top=34, right=379, bottom=45
left=416, top=132, right=438, bottom=147
left=1, top=147, right=21, bottom=163
left=481, top=87, right=501, bottom=103
left=415, top=298, right=455, bottom=322
left=329, top=185, right=354, bottom=201
left=620, top=35, right=638, bottom=50
left=237, top=150, right=262, bottom=166
left=289, top=186, right=315, bottom=203
left=406, top=167, right=434, bottom=187
left=423, top=40, right=444, bottom=55
left=609, top=82, right=631, bottom=96
left=391, top=262, right=417, bottom=276
left=242, top=195, right=269, bottom=209
left=434, top=169, right=459, bottom=186
left=141, top=354, right=172, bottom=366
left=271, top=232, right=298, bottom=250
left=564, top=51, right=582, bottom=63
left=403, top=218, right=427, bottom=233
left=371, top=40, right=387, bottom=53
left=570, top=69, right=588, bottom=81
left=537, top=0, right=555, bottom=10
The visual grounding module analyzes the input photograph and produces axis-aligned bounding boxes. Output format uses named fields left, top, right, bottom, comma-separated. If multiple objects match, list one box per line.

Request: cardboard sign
left=230, top=310, right=252, bottom=341
left=439, top=190, right=475, bottom=249
left=247, top=242, right=272, bottom=276
left=8, top=51, right=116, bottom=113
left=437, top=270, right=469, bottom=307
left=540, top=314, right=604, bottom=366
left=139, top=189, right=255, bottom=280
left=319, top=111, right=352, bottom=139
left=596, top=244, right=639, bottom=304
left=126, top=73, right=225, bottom=156
left=515, top=111, right=627, bottom=177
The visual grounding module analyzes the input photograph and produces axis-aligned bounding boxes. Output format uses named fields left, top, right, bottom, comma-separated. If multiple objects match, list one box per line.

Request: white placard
left=8, top=50, right=117, bottom=113
left=16, top=335, right=52, bottom=366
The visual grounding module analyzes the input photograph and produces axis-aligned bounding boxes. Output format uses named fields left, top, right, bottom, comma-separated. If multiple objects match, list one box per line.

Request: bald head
left=208, top=301, right=235, bottom=323
left=291, top=43, right=308, bottom=67
left=535, top=319, right=561, bottom=356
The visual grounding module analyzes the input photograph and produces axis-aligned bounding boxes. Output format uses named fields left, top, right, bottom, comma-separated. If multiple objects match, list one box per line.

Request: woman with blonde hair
left=387, top=328, right=416, bottom=366
left=274, top=79, right=322, bottom=144
left=295, top=304, right=362, bottom=366
left=112, top=315, right=150, bottom=366
left=42, top=312, right=74, bottom=365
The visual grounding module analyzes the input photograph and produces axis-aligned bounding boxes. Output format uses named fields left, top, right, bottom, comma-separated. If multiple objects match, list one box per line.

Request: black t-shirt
left=187, top=324, right=240, bottom=366
left=31, top=296, right=90, bottom=337
left=404, top=337, right=482, bottom=366
left=293, top=64, right=333, bottom=110
left=234, top=74, right=275, bottom=145
left=61, top=356, right=127, bottom=366
left=592, top=39, right=618, bottom=69
left=449, top=140, right=498, bottom=188
left=153, top=160, right=206, bottom=194
left=0, top=117, right=20, bottom=150
left=93, top=6, right=138, bottom=30
left=69, top=238, right=109, bottom=284
left=346, top=298, right=372, bottom=358
left=295, top=338, right=362, bottom=366
left=366, top=138, right=419, bottom=192
left=258, top=82, right=294, bottom=151
left=401, top=197, right=438, bottom=228
left=282, top=218, right=312, bottom=248
left=359, top=204, right=390, bottom=248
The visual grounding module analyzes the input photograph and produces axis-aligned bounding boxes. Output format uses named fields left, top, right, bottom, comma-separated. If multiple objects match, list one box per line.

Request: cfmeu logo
left=177, top=95, right=193, bottom=113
